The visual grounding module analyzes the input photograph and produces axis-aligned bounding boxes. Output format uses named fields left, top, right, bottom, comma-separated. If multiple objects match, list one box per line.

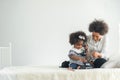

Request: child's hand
left=84, top=45, right=88, bottom=50
left=83, top=59, right=87, bottom=63
left=79, top=58, right=87, bottom=62
left=84, top=44, right=88, bottom=53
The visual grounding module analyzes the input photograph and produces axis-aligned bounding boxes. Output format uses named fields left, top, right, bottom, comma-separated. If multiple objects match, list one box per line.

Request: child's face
left=92, top=32, right=103, bottom=42
left=74, top=41, right=83, bottom=49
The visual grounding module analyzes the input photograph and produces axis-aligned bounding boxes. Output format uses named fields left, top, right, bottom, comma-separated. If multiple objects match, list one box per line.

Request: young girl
left=68, top=31, right=88, bottom=69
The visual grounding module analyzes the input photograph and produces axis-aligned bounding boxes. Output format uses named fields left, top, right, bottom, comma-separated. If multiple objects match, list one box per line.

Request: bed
left=0, top=66, right=120, bottom=80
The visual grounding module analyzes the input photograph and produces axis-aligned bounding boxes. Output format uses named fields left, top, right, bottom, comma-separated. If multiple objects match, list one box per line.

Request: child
left=68, top=31, right=89, bottom=69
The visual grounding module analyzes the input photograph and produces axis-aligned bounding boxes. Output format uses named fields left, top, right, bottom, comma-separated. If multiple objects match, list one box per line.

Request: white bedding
left=0, top=66, right=120, bottom=80
left=101, top=54, right=120, bottom=68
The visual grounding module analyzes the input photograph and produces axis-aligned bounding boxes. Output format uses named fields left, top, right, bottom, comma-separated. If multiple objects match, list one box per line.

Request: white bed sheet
left=0, top=66, right=120, bottom=80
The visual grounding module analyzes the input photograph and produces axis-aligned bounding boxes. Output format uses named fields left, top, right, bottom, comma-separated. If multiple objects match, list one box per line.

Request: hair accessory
left=78, top=35, right=85, bottom=40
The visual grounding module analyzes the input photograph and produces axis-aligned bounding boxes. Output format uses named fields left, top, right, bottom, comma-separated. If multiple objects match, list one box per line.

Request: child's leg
left=69, top=63, right=78, bottom=69
left=68, top=63, right=79, bottom=71
left=77, top=66, right=81, bottom=69
left=68, top=67, right=74, bottom=71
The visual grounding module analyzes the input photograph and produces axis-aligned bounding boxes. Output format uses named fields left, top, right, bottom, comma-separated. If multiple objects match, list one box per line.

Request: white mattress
left=0, top=66, right=120, bottom=80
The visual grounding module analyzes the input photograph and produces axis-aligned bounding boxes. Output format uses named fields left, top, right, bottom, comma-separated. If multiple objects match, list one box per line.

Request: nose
left=79, top=45, right=82, bottom=48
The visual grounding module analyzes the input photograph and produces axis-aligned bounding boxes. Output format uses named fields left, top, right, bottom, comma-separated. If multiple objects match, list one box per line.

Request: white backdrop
left=0, top=0, right=120, bottom=66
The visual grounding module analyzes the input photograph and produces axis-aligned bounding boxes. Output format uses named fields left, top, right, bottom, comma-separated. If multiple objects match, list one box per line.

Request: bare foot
left=67, top=67, right=74, bottom=71
left=77, top=66, right=81, bottom=69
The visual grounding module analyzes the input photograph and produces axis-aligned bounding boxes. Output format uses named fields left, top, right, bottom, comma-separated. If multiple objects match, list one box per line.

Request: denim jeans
left=69, top=63, right=86, bottom=69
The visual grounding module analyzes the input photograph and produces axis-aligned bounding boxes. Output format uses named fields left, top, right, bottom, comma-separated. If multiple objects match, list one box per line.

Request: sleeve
left=87, top=35, right=95, bottom=54
left=86, top=35, right=96, bottom=61
left=68, top=50, right=76, bottom=56
left=101, top=36, right=109, bottom=60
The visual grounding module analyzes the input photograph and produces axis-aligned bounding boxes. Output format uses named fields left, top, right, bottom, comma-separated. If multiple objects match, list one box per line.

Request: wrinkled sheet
left=0, top=66, right=120, bottom=80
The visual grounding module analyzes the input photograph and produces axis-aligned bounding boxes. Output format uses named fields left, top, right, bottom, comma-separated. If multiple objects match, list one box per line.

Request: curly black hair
left=69, top=31, right=87, bottom=45
left=89, top=19, right=109, bottom=35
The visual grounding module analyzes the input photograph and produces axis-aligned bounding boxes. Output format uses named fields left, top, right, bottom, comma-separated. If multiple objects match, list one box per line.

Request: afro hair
left=89, top=19, right=109, bottom=35
left=69, top=31, right=87, bottom=45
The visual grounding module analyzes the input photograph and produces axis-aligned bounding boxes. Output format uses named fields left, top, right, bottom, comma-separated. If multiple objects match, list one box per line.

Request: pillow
left=101, top=54, right=120, bottom=68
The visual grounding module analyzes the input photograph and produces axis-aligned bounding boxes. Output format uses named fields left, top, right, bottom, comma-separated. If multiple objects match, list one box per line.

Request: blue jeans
left=69, top=63, right=86, bottom=69
left=69, top=63, right=79, bottom=69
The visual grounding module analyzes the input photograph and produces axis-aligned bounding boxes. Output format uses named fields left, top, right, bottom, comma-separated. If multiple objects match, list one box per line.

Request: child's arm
left=69, top=54, right=87, bottom=62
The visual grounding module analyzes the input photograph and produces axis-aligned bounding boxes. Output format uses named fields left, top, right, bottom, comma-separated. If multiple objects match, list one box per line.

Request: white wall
left=119, top=24, right=120, bottom=53
left=0, top=0, right=120, bottom=66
